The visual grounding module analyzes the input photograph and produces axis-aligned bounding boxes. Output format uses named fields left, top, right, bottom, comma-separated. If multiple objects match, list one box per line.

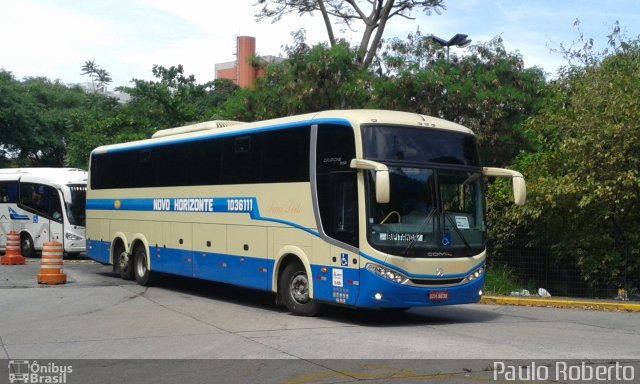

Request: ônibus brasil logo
left=8, top=360, right=73, bottom=384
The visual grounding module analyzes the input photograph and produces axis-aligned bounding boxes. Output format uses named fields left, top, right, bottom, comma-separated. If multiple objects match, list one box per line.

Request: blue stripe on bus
left=8, top=207, right=29, bottom=221
left=87, top=195, right=484, bottom=280
left=88, top=239, right=274, bottom=290
left=86, top=239, right=110, bottom=264
left=87, top=197, right=321, bottom=238
left=87, top=195, right=484, bottom=279
left=88, top=238, right=360, bottom=304
left=87, top=238, right=484, bottom=308
left=96, top=118, right=351, bottom=154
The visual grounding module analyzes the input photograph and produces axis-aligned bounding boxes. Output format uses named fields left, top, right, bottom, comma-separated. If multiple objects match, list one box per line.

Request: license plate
left=428, top=291, right=448, bottom=301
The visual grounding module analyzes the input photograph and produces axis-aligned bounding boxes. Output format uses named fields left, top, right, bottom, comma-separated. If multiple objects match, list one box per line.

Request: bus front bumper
left=355, top=268, right=485, bottom=308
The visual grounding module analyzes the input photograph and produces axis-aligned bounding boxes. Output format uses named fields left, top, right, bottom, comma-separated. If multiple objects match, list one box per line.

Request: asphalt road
left=1, top=259, right=638, bottom=383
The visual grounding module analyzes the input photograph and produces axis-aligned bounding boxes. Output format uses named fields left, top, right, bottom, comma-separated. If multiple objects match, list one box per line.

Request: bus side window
left=0, top=182, right=18, bottom=203
left=18, top=183, right=62, bottom=221
left=20, top=183, right=42, bottom=214
left=134, top=149, right=155, bottom=188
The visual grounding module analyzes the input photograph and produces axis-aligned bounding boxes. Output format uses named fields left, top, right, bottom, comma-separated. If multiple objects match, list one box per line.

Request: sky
left=1, top=0, right=639, bottom=90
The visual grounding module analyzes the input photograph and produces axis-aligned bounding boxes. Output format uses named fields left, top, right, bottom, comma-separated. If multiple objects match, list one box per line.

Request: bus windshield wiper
left=403, top=207, right=436, bottom=256
left=443, top=210, right=472, bottom=256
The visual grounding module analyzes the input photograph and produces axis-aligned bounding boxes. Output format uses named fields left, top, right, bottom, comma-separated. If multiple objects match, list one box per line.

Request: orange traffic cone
left=1, top=231, right=26, bottom=265
left=37, top=241, right=66, bottom=285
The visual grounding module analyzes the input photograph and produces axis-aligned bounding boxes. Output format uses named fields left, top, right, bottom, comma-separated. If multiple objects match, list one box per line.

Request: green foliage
left=0, top=71, right=90, bottom=166
left=219, top=34, right=371, bottom=121
left=489, top=31, right=640, bottom=290
left=220, top=30, right=546, bottom=166
left=484, top=263, right=535, bottom=296
left=254, top=0, right=445, bottom=69
left=65, top=64, right=240, bottom=168
left=6, top=25, right=640, bottom=297
left=119, top=64, right=237, bottom=129
left=375, top=32, right=548, bottom=166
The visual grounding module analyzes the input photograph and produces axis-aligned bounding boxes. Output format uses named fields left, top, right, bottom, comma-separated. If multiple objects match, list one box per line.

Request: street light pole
left=427, top=33, right=472, bottom=62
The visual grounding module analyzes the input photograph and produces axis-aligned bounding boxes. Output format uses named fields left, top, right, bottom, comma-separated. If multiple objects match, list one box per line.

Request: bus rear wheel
left=134, top=246, right=155, bottom=286
left=280, top=261, right=322, bottom=316
left=114, top=243, right=134, bottom=280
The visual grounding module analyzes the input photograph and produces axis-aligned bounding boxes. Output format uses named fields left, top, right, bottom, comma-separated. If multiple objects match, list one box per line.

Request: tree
left=120, top=64, right=237, bottom=129
left=0, top=71, right=96, bottom=167
left=80, top=60, right=112, bottom=92
left=80, top=60, right=115, bottom=123
left=254, top=0, right=444, bottom=68
left=488, top=30, right=640, bottom=293
left=67, top=64, right=239, bottom=168
left=220, top=33, right=372, bottom=121
left=374, top=32, right=547, bottom=166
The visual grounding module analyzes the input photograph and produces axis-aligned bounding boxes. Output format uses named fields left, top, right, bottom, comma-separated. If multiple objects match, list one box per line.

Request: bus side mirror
left=375, top=169, right=390, bottom=204
left=483, top=167, right=527, bottom=206
left=350, top=159, right=390, bottom=204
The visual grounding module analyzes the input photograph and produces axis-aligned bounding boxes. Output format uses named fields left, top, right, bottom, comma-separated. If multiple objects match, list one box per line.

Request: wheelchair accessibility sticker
left=441, top=233, right=452, bottom=247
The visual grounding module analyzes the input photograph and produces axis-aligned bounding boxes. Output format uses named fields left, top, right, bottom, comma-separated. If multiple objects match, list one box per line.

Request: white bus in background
left=0, top=168, right=87, bottom=257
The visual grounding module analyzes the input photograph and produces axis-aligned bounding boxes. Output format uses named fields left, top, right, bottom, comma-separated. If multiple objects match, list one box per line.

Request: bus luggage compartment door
left=226, top=225, right=268, bottom=290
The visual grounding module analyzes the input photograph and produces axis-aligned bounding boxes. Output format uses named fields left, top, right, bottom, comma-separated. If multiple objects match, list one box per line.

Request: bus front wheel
left=280, top=261, right=322, bottom=317
left=20, top=233, right=36, bottom=258
left=134, top=246, right=155, bottom=286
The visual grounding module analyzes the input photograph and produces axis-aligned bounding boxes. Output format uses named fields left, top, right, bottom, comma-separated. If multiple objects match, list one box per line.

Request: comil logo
left=8, top=360, right=73, bottom=384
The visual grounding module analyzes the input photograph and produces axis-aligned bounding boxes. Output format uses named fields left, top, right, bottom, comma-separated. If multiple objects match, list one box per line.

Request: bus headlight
left=65, top=232, right=83, bottom=241
left=461, top=267, right=485, bottom=284
left=366, top=263, right=409, bottom=285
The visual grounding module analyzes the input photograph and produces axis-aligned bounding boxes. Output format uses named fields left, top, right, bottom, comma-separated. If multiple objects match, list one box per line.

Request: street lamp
left=427, top=33, right=472, bottom=61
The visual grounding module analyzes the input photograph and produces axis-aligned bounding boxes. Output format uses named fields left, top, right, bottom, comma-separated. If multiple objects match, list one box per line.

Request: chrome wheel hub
left=290, top=274, right=310, bottom=304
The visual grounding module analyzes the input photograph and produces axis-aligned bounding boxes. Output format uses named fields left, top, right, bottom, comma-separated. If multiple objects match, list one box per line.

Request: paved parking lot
left=1, top=258, right=638, bottom=382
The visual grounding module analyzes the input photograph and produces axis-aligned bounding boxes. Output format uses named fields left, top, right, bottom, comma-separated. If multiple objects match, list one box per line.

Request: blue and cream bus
left=86, top=110, right=525, bottom=315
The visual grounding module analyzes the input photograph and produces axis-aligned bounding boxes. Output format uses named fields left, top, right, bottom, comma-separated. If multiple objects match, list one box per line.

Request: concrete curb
left=480, top=295, right=640, bottom=312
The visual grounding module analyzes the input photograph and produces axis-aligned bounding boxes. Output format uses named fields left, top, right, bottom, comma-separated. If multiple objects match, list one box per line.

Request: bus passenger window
left=0, top=182, right=15, bottom=203
left=19, top=183, right=63, bottom=221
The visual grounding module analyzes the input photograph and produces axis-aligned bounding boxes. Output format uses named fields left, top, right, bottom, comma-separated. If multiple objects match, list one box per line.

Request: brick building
left=215, top=36, right=281, bottom=88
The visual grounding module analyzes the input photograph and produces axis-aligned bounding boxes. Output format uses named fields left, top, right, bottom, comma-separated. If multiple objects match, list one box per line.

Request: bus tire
left=20, top=233, right=36, bottom=258
left=280, top=261, right=322, bottom=317
left=134, top=245, right=155, bottom=286
left=115, top=244, right=134, bottom=280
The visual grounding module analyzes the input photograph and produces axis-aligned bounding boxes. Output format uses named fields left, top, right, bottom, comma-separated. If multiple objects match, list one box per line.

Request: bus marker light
left=479, top=290, right=483, bottom=297
left=374, top=293, right=383, bottom=301
left=321, top=268, right=327, bottom=273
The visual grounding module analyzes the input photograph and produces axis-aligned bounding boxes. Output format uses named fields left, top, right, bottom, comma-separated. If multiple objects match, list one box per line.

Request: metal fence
left=486, top=238, right=640, bottom=301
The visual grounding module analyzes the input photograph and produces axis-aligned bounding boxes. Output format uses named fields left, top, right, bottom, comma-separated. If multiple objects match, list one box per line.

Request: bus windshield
left=362, top=126, right=485, bottom=258
left=66, top=185, right=86, bottom=227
